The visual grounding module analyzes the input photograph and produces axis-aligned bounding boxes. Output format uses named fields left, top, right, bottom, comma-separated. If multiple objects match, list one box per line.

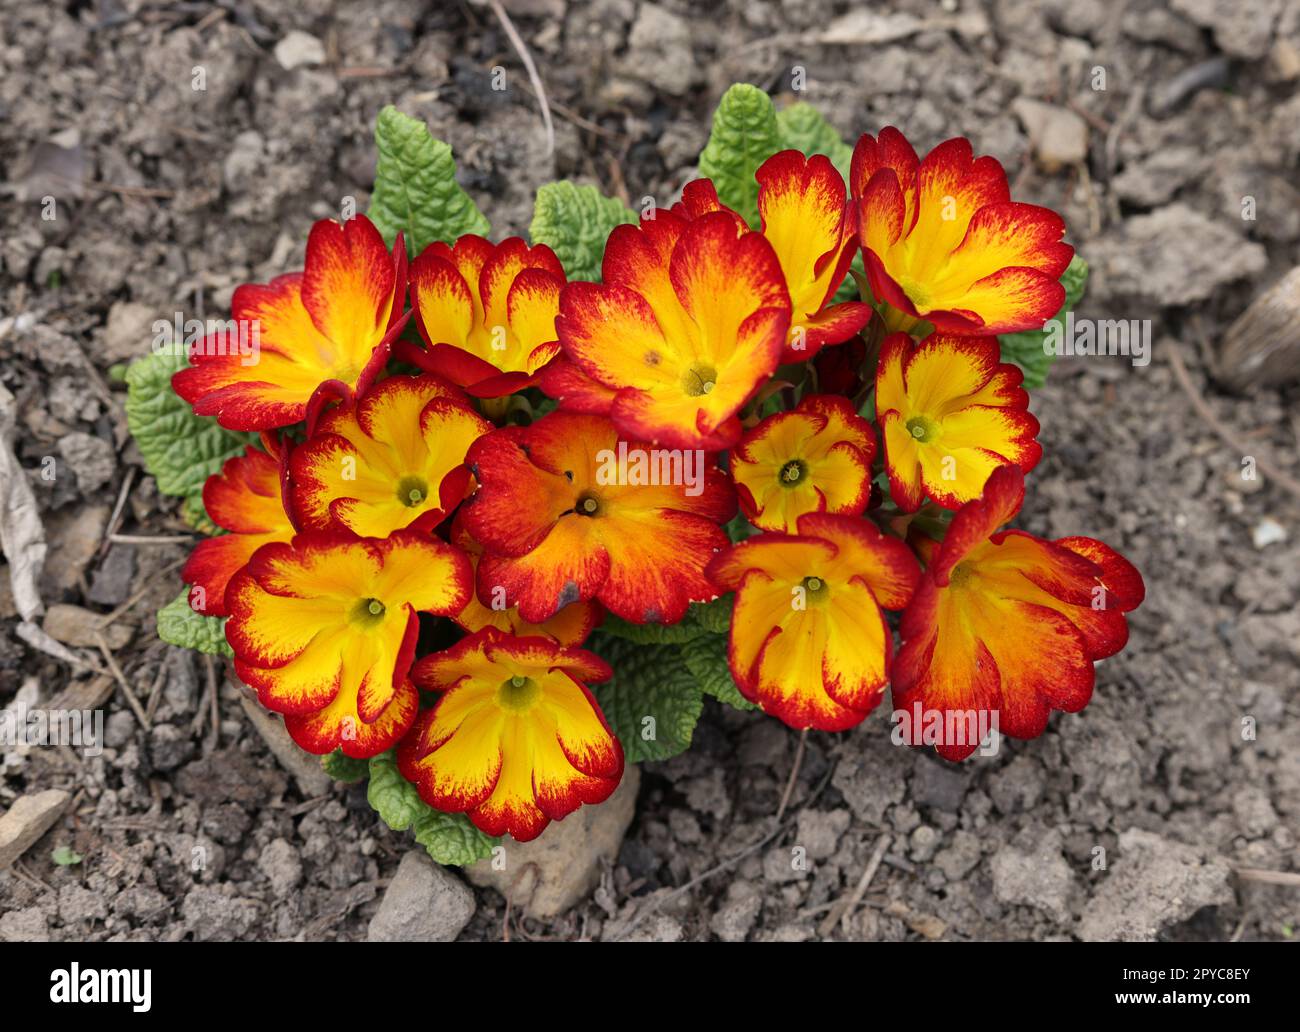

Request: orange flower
left=875, top=332, right=1040, bottom=512
left=850, top=127, right=1073, bottom=335
left=400, top=627, right=622, bottom=842
left=464, top=410, right=736, bottom=625
left=556, top=211, right=790, bottom=449
left=225, top=529, right=472, bottom=758
left=674, top=151, right=870, bottom=361
left=449, top=512, right=601, bottom=647
left=731, top=394, right=876, bottom=532
left=288, top=374, right=490, bottom=538
left=706, top=514, right=920, bottom=731
left=181, top=442, right=295, bottom=617
left=173, top=214, right=406, bottom=430
left=406, top=235, right=565, bottom=397
left=894, top=466, right=1144, bottom=761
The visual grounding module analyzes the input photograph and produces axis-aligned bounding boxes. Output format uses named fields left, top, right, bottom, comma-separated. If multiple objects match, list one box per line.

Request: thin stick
left=487, top=0, right=555, bottom=157
left=100, top=467, right=137, bottom=556
left=775, top=728, right=808, bottom=822
left=818, top=832, right=891, bottom=938
left=94, top=632, right=150, bottom=730
left=1169, top=332, right=1300, bottom=501
left=108, top=533, right=195, bottom=545
left=1234, top=867, right=1300, bottom=887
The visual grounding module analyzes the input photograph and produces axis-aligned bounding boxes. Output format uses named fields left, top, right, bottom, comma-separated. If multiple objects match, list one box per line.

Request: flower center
left=496, top=674, right=542, bottom=713
left=575, top=492, right=601, bottom=517
left=779, top=459, right=808, bottom=487
left=948, top=562, right=975, bottom=588
left=350, top=596, right=387, bottom=626
left=906, top=415, right=938, bottom=444
left=681, top=364, right=718, bottom=398
left=396, top=474, right=430, bottom=508
left=800, top=575, right=830, bottom=604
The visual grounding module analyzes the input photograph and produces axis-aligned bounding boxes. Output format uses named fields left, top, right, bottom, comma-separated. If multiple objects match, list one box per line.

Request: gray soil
left=1, top=0, right=1297, bottom=942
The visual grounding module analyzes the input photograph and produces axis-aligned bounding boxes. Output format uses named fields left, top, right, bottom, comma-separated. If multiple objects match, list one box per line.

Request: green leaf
left=412, top=808, right=498, bottom=867
left=156, top=589, right=233, bottom=657
left=529, top=181, right=636, bottom=282
left=597, top=597, right=733, bottom=645
left=321, top=749, right=369, bottom=783
left=996, top=255, right=1089, bottom=390
left=698, top=83, right=782, bottom=229
left=124, top=349, right=253, bottom=520
left=366, top=750, right=497, bottom=865
left=52, top=845, right=83, bottom=866
left=680, top=633, right=756, bottom=711
left=589, top=637, right=703, bottom=762
left=368, top=105, right=489, bottom=257
left=776, top=101, right=852, bottom=182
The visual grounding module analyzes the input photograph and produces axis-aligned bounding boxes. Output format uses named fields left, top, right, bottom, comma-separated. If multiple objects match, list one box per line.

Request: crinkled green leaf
left=412, top=808, right=498, bottom=867
left=368, top=105, right=489, bottom=257
left=698, top=83, right=782, bottom=229
left=529, top=181, right=636, bottom=282
left=366, top=750, right=497, bottom=865
left=680, top=633, right=756, bottom=711
left=321, top=749, right=369, bottom=783
left=124, top=349, right=252, bottom=521
left=777, top=101, right=852, bottom=182
left=589, top=637, right=703, bottom=763
left=598, top=597, right=732, bottom=644
left=997, top=255, right=1089, bottom=389
left=156, top=589, right=233, bottom=657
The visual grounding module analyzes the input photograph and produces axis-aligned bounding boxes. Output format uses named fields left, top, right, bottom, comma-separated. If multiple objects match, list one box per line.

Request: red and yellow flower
left=224, top=529, right=472, bottom=758
left=850, top=127, right=1073, bottom=335
left=450, top=512, right=601, bottom=647
left=731, top=394, right=876, bottom=533
left=464, top=410, right=736, bottom=625
left=894, top=465, right=1145, bottom=761
left=876, top=332, right=1041, bottom=512
left=288, top=374, right=490, bottom=538
left=406, top=235, right=565, bottom=397
left=706, top=513, right=920, bottom=731
left=556, top=210, right=790, bottom=449
left=675, top=153, right=870, bottom=361
left=173, top=214, right=406, bottom=430
left=181, top=442, right=294, bottom=617
left=399, top=627, right=622, bottom=842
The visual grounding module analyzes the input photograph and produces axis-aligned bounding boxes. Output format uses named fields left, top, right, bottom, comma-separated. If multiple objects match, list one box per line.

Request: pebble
left=367, top=851, right=475, bottom=942
left=1012, top=98, right=1088, bottom=171
left=0, top=789, right=71, bottom=868
left=42, top=603, right=131, bottom=650
left=274, top=31, right=325, bottom=71
left=57, top=431, right=116, bottom=494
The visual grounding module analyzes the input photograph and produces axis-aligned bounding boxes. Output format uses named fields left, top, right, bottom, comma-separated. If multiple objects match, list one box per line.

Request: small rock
left=988, top=755, right=1045, bottom=814
left=40, top=504, right=109, bottom=594
left=710, top=884, right=763, bottom=942
left=1012, top=99, right=1088, bottom=171
left=465, top=765, right=640, bottom=919
left=1252, top=518, right=1287, bottom=549
left=58, top=883, right=108, bottom=924
left=910, top=757, right=970, bottom=812
left=104, top=710, right=136, bottom=749
left=182, top=885, right=263, bottom=941
left=237, top=694, right=331, bottom=797
left=0, top=789, right=71, bottom=868
left=763, top=844, right=809, bottom=884
left=1170, top=0, right=1282, bottom=59
left=796, top=808, right=850, bottom=861
left=909, top=824, right=941, bottom=862
left=1078, top=829, right=1232, bottom=941
left=620, top=4, right=695, bottom=96
left=57, top=432, right=116, bottom=494
left=87, top=546, right=136, bottom=607
left=103, top=300, right=158, bottom=364
left=832, top=738, right=910, bottom=824
left=274, top=31, right=325, bottom=71
left=258, top=838, right=304, bottom=896
left=368, top=851, right=475, bottom=942
left=990, top=835, right=1076, bottom=922
left=42, top=603, right=131, bottom=650
left=148, top=723, right=195, bottom=772
left=933, top=830, right=982, bottom=881
left=0, top=907, right=48, bottom=942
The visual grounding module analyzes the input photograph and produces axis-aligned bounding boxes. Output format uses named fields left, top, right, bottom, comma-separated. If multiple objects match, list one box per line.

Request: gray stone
left=832, top=735, right=911, bottom=825
left=42, top=603, right=131, bottom=650
left=796, top=808, right=850, bottom=861
left=988, top=756, right=1045, bottom=814
left=1078, top=829, right=1233, bottom=941
left=367, top=851, right=475, bottom=942
left=1012, top=99, right=1088, bottom=171
left=237, top=693, right=332, bottom=797
left=990, top=834, right=1076, bottom=922
left=934, top=829, right=982, bottom=881
left=57, top=431, right=116, bottom=493
left=465, top=765, right=640, bottom=919
left=910, top=757, right=970, bottom=813
left=87, top=545, right=136, bottom=607
left=181, top=885, right=262, bottom=941
left=0, top=907, right=48, bottom=942
left=620, top=4, right=695, bottom=97
left=147, top=723, right=195, bottom=772
left=102, top=300, right=157, bottom=364
left=274, top=31, right=325, bottom=71
left=710, top=883, right=763, bottom=942
left=258, top=838, right=304, bottom=897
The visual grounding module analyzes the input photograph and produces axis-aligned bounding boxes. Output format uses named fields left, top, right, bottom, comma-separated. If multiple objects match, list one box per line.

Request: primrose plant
left=127, top=85, right=1144, bottom=865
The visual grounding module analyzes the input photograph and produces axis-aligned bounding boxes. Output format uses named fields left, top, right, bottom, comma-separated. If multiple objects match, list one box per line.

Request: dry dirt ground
left=1, top=0, right=1297, bottom=942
